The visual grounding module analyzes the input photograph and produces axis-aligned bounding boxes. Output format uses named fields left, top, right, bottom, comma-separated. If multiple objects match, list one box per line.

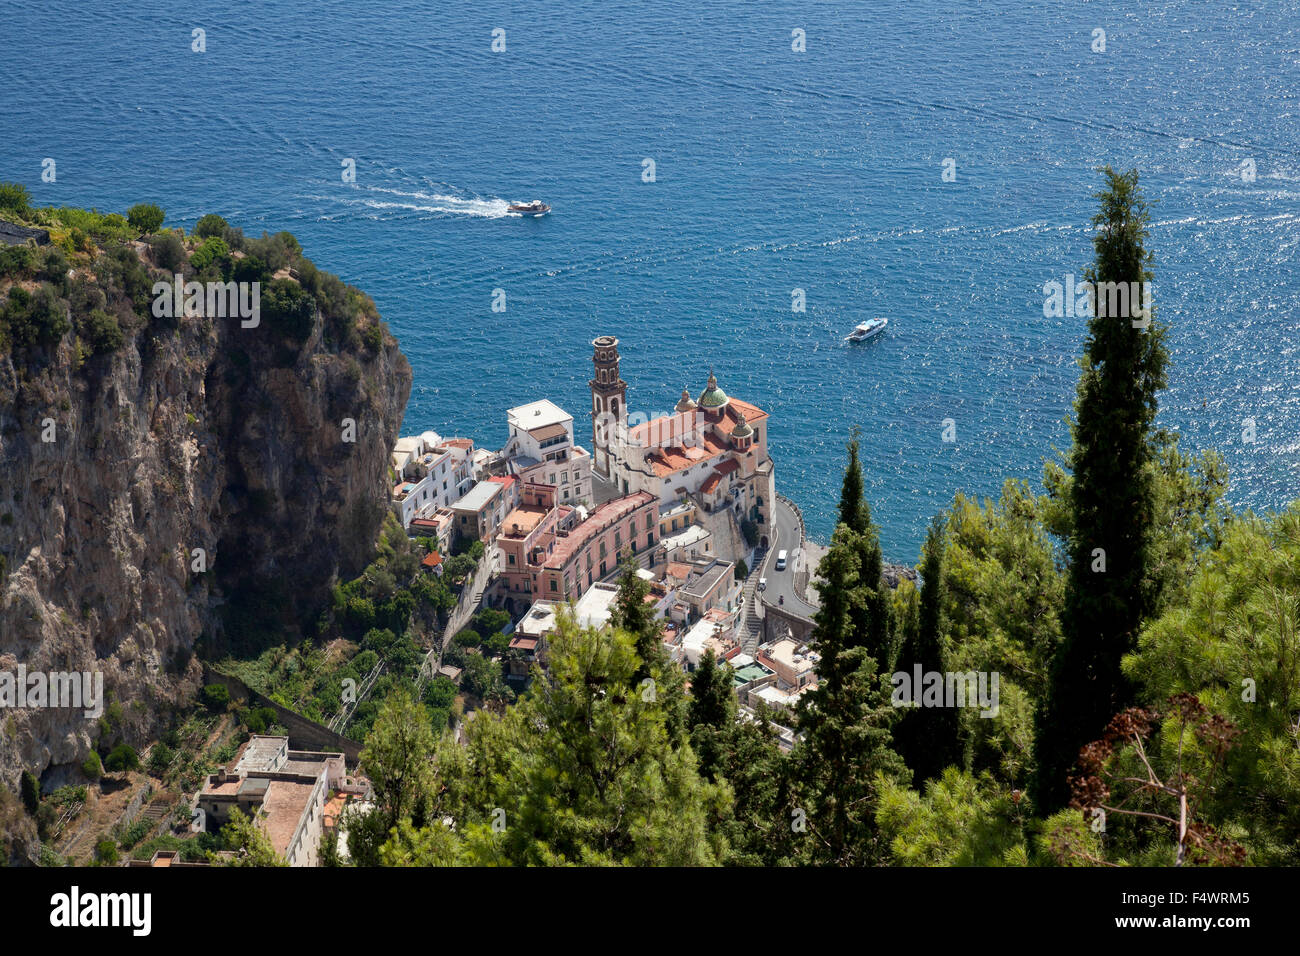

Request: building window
left=549, top=580, right=558, bottom=592
left=508, top=553, right=515, bottom=565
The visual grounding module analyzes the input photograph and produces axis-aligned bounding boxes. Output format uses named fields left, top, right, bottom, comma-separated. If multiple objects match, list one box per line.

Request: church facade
left=588, top=335, right=775, bottom=537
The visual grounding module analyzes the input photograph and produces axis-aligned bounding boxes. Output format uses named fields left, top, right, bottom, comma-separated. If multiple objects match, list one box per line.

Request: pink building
left=498, top=483, right=574, bottom=602
left=499, top=490, right=659, bottom=608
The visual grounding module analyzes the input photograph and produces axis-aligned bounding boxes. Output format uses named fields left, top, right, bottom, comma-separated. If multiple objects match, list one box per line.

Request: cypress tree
left=20, top=770, right=39, bottom=816
left=1033, top=167, right=1170, bottom=812
left=837, top=426, right=867, bottom=533
left=835, top=431, right=890, bottom=663
left=794, top=523, right=906, bottom=864
left=893, top=517, right=962, bottom=783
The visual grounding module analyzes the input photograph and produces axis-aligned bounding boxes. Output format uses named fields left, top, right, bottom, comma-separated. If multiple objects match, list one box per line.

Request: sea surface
left=4, top=0, right=1298, bottom=560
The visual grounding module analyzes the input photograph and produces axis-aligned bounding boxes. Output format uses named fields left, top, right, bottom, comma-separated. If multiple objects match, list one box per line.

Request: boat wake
left=313, top=185, right=511, bottom=220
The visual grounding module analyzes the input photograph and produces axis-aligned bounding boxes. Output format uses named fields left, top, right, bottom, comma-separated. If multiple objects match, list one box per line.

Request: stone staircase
left=736, top=548, right=767, bottom=655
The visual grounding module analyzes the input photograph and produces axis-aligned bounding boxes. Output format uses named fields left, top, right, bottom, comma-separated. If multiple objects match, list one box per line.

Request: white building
left=390, top=431, right=476, bottom=529
left=502, top=399, right=593, bottom=506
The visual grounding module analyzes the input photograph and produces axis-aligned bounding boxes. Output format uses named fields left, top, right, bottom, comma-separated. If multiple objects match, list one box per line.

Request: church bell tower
left=590, top=335, right=627, bottom=480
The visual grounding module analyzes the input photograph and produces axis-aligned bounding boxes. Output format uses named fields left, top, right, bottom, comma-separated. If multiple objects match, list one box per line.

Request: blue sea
left=4, top=0, right=1298, bottom=561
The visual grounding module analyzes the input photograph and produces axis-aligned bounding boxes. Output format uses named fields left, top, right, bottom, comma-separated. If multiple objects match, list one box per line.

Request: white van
left=775, top=550, right=788, bottom=571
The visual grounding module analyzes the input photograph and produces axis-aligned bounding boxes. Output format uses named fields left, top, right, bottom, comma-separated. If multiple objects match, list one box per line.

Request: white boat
left=845, top=317, right=888, bottom=342
left=508, top=200, right=550, bottom=217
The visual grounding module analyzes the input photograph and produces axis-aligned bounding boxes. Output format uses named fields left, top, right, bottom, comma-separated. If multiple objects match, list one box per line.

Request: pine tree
left=359, top=688, right=436, bottom=835
left=610, top=553, right=660, bottom=680
left=893, top=517, right=962, bottom=784
left=688, top=647, right=735, bottom=730
left=1033, top=167, right=1170, bottom=813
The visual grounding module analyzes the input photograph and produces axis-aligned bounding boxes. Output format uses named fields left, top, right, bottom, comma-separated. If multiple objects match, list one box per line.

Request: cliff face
left=0, top=246, right=411, bottom=788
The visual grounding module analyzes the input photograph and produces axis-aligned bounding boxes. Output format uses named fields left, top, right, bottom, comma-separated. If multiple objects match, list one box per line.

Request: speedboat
left=845, top=317, right=888, bottom=342
left=508, top=200, right=550, bottom=217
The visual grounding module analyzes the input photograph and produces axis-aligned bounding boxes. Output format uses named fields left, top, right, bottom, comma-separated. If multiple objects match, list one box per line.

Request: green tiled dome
left=698, top=372, right=728, bottom=409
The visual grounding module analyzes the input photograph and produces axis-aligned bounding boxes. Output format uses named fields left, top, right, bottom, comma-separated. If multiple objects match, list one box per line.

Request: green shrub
left=49, top=785, right=86, bottom=807
left=36, top=246, right=68, bottom=286
left=0, top=243, right=36, bottom=279
left=190, top=235, right=229, bottom=273
left=78, top=308, right=125, bottom=354
left=195, top=213, right=228, bottom=239
left=48, top=207, right=134, bottom=243
left=261, top=277, right=315, bottom=341
left=0, top=181, right=31, bottom=216
left=127, top=203, right=165, bottom=234
left=116, top=818, right=150, bottom=849
left=1, top=283, right=69, bottom=348
left=243, top=706, right=279, bottom=735
left=82, top=752, right=102, bottom=780
left=103, top=744, right=140, bottom=773
left=146, top=743, right=174, bottom=776
left=94, top=838, right=118, bottom=864
left=150, top=231, right=186, bottom=271
left=200, top=684, right=229, bottom=712
left=232, top=254, right=269, bottom=285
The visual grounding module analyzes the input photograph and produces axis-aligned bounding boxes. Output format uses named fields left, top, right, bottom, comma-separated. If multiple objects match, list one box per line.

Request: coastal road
left=759, top=497, right=818, bottom=620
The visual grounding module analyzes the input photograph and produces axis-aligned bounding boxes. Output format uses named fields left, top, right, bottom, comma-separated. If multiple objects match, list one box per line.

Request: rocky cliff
left=0, top=225, right=411, bottom=789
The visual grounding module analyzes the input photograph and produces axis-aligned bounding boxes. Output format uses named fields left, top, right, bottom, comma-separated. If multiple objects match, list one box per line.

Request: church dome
left=697, top=372, right=729, bottom=410
left=675, top=389, right=697, bottom=413
left=731, top=418, right=753, bottom=440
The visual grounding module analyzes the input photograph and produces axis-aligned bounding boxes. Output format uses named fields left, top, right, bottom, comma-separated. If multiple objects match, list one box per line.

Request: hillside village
left=388, top=335, right=825, bottom=728
left=128, top=337, right=837, bottom=867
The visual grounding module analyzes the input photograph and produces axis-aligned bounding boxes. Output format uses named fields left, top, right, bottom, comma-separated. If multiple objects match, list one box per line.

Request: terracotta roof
left=422, top=552, right=443, bottom=568
left=628, top=411, right=696, bottom=447
left=261, top=780, right=317, bottom=858
left=644, top=434, right=730, bottom=478
left=715, top=458, right=741, bottom=476
left=726, top=398, right=768, bottom=424
left=667, top=562, right=693, bottom=581
left=443, top=438, right=474, bottom=450
left=488, top=475, right=516, bottom=488
left=546, top=491, right=656, bottom=567
left=700, top=471, right=725, bottom=494
left=501, top=504, right=549, bottom=536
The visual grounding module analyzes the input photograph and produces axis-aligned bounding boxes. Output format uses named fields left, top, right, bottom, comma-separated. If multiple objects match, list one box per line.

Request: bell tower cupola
left=590, top=335, right=627, bottom=479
